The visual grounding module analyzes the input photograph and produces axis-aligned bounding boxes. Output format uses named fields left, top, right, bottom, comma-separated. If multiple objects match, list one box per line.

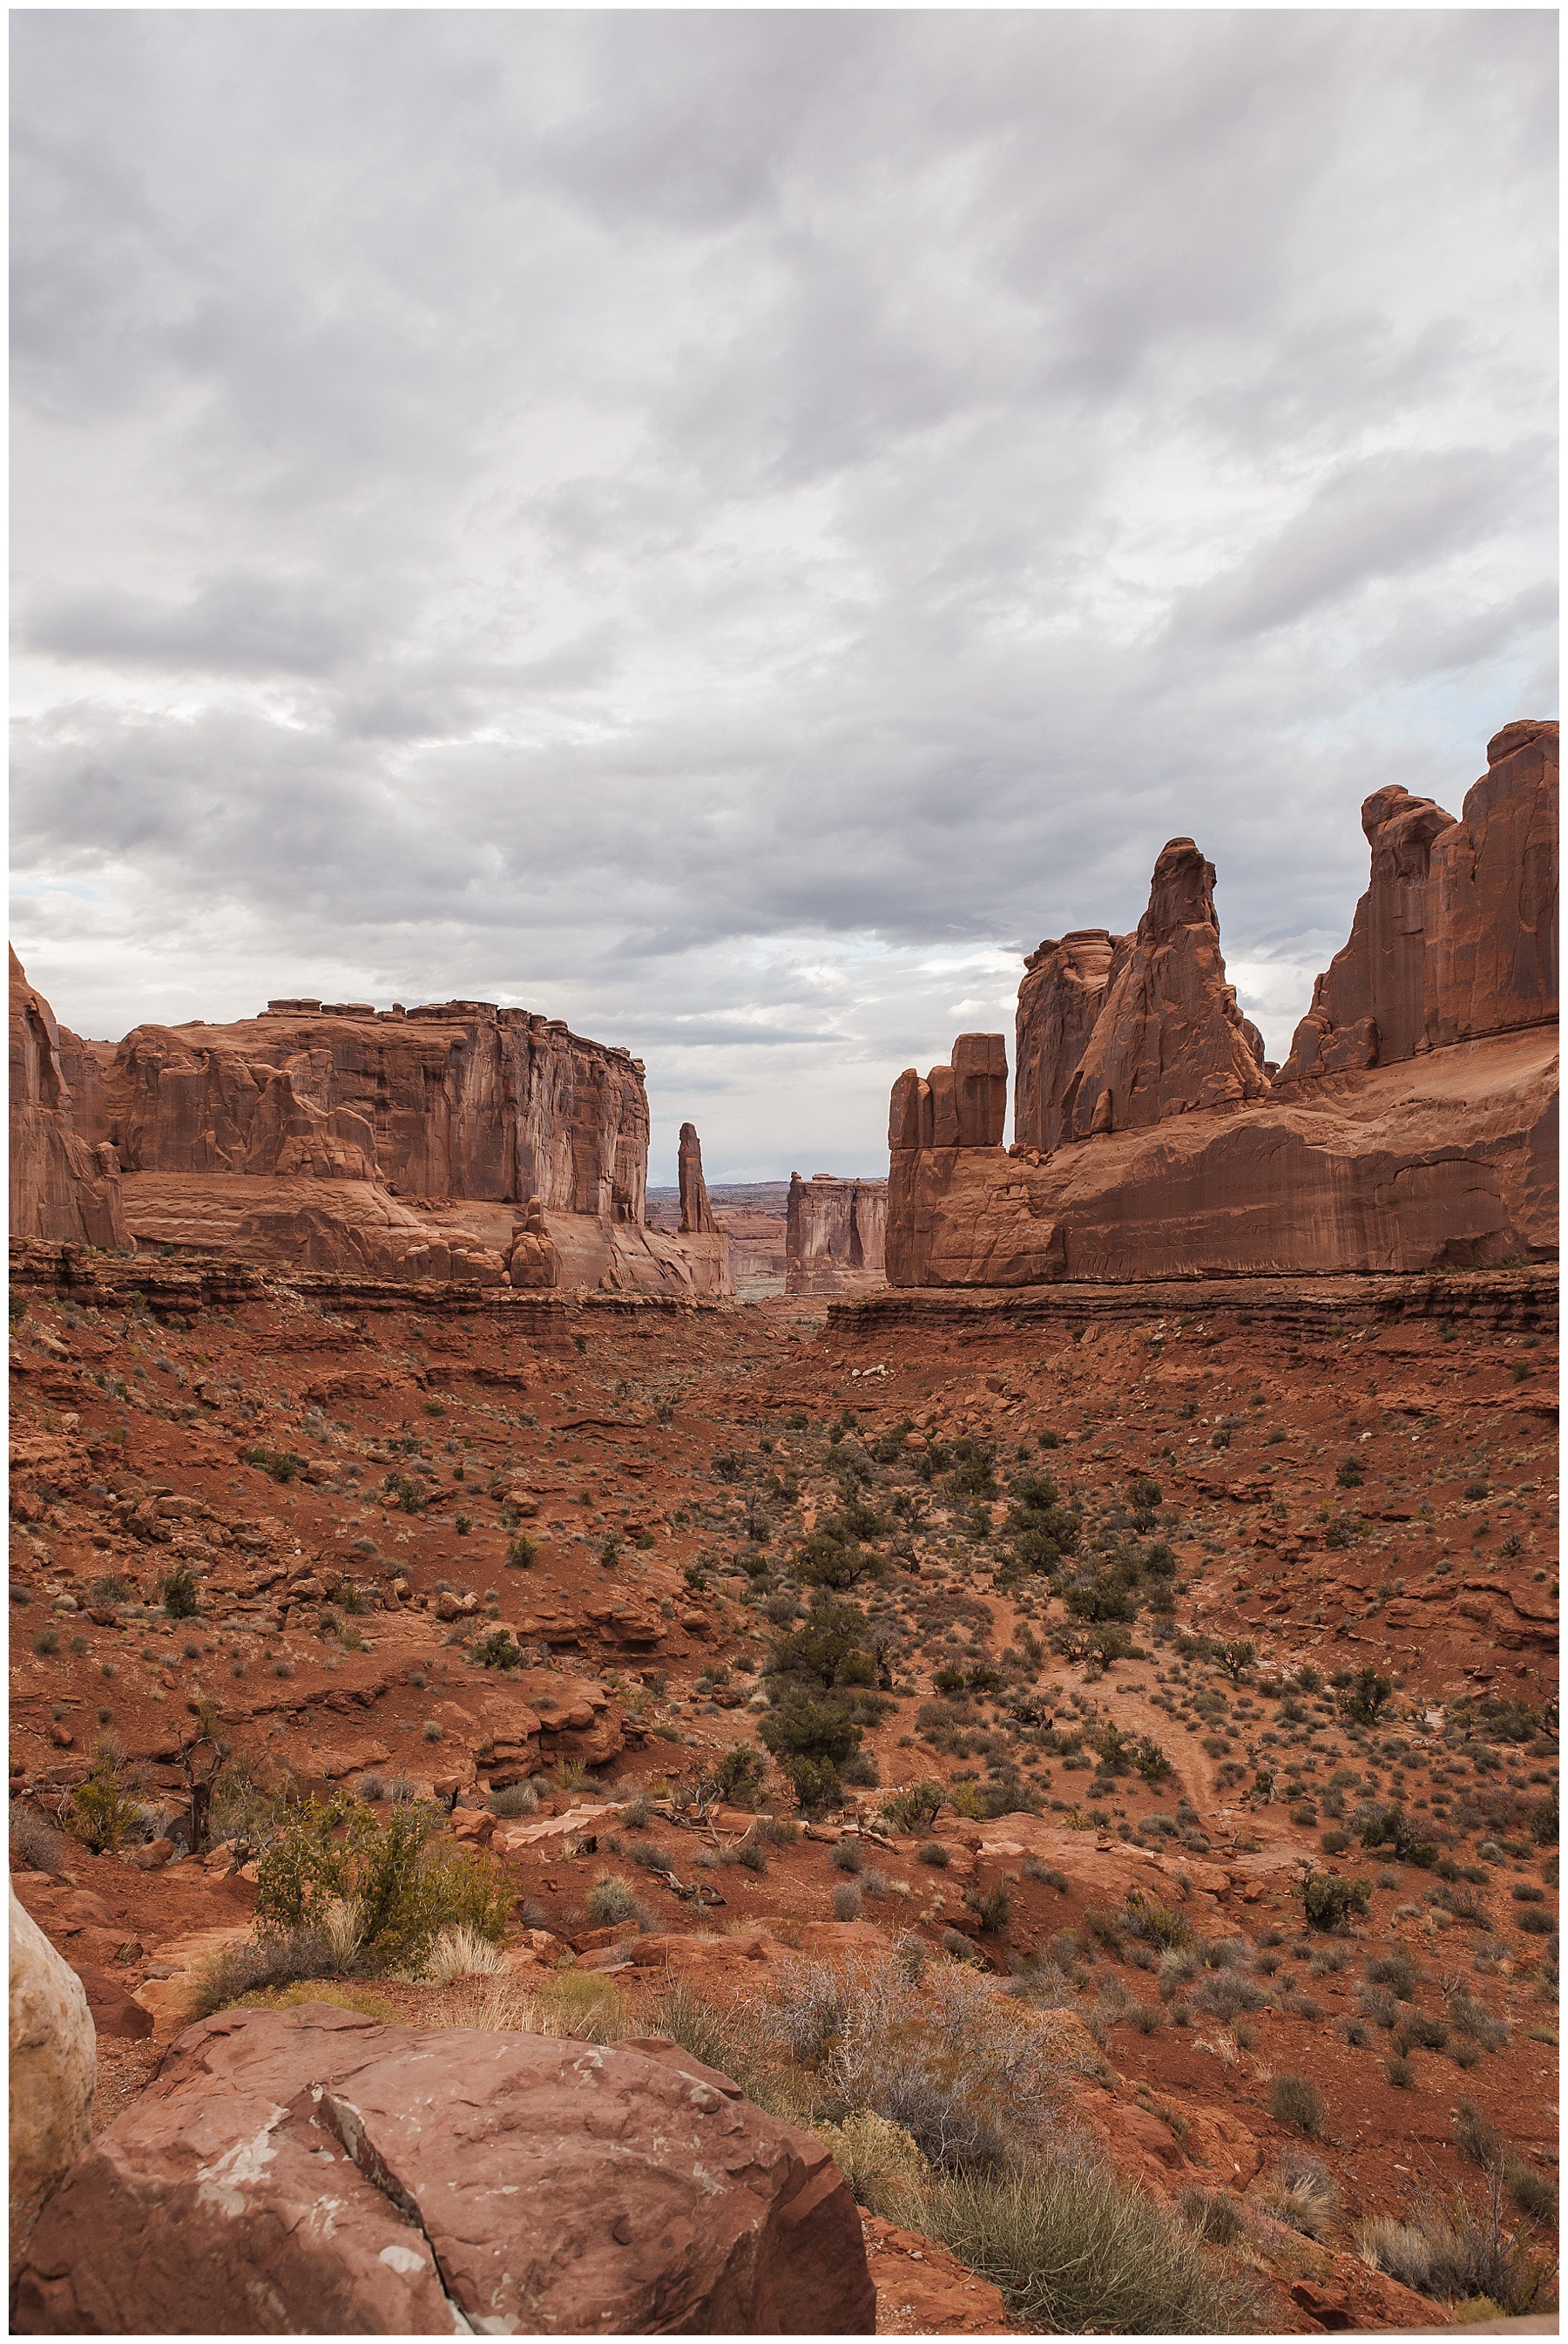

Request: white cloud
left=10, top=11, right=1557, bottom=1183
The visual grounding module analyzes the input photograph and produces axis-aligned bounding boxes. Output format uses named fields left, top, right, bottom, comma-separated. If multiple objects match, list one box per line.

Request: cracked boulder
left=12, top=2001, right=875, bottom=2335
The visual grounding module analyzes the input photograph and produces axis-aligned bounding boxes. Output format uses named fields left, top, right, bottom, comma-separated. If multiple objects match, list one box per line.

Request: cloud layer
left=11, top=12, right=1557, bottom=1181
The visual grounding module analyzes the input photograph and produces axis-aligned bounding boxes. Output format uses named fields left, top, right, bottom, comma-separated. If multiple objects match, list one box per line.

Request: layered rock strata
left=786, top=1174, right=889, bottom=1297
left=14, top=2001, right=875, bottom=2334
left=888, top=724, right=1558, bottom=1286
left=9, top=952, right=127, bottom=1252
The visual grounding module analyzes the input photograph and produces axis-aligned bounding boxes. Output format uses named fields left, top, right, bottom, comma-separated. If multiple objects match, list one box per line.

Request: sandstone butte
left=889, top=720, right=1558, bottom=1286
left=785, top=1172, right=889, bottom=1297
left=8, top=972, right=732, bottom=1302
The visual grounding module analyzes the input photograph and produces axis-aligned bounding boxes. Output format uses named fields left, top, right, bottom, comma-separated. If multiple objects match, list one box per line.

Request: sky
left=10, top=10, right=1558, bottom=1185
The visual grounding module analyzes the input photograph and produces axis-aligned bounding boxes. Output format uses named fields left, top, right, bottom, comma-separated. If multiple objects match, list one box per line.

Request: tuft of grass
left=902, top=2163, right=1265, bottom=2334
left=1267, top=2073, right=1326, bottom=2137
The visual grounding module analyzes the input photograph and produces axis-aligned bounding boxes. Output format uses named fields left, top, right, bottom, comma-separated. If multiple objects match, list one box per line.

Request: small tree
left=161, top=1563, right=199, bottom=1620
left=179, top=1703, right=233, bottom=1857
left=1340, top=1668, right=1393, bottom=1726
left=67, top=1745, right=140, bottom=1855
left=1218, top=1640, right=1256, bottom=1683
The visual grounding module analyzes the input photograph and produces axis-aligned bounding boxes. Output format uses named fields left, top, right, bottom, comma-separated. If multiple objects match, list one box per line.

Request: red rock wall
left=79, top=1002, right=650, bottom=1221
left=8, top=951, right=128, bottom=1251
left=1280, top=720, right=1557, bottom=1081
left=786, top=1173, right=889, bottom=1296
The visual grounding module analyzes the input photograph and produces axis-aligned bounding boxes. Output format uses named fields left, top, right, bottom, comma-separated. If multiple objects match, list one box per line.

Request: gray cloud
left=10, top=10, right=1557, bottom=1182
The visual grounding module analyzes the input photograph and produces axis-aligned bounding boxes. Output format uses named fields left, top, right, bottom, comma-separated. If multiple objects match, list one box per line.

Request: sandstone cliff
left=786, top=1174, right=889, bottom=1297
left=9, top=951, right=128, bottom=1252
left=1279, top=721, right=1557, bottom=1081
left=888, top=723, right=1558, bottom=1287
left=78, top=999, right=650, bottom=1221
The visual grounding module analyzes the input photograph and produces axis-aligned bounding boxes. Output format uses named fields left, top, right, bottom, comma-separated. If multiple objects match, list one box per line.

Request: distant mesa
left=7, top=976, right=727, bottom=1299
left=888, top=721, right=1558, bottom=1286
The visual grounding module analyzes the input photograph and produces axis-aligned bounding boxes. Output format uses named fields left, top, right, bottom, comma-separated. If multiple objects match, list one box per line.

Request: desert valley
left=6, top=721, right=1558, bottom=2333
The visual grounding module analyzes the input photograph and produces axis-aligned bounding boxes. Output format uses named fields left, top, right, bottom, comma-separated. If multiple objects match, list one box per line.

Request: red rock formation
left=1064, top=840, right=1267, bottom=1140
left=9, top=951, right=128, bottom=1252
left=1277, top=788, right=1458, bottom=1081
left=81, top=1000, right=650, bottom=1220
left=678, top=1121, right=717, bottom=1234
left=14, top=2001, right=875, bottom=2334
left=888, top=727, right=1558, bottom=1287
left=1279, top=721, right=1557, bottom=1081
left=889, top=1025, right=1556, bottom=1284
left=786, top=1174, right=889, bottom=1297
left=1425, top=719, right=1558, bottom=1048
left=504, top=1196, right=560, bottom=1290
left=1014, top=930, right=1122, bottom=1155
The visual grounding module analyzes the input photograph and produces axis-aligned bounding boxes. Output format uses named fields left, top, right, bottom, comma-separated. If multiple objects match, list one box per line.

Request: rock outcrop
left=786, top=1174, right=889, bottom=1297
left=9, top=952, right=128, bottom=1253
left=1062, top=840, right=1267, bottom=1141
left=678, top=1121, right=718, bottom=1234
left=1279, top=720, right=1558, bottom=1081
left=504, top=1195, right=560, bottom=1291
left=888, top=725, right=1559, bottom=1286
left=13, top=2000, right=875, bottom=2335
left=9, top=1884, right=95, bottom=2280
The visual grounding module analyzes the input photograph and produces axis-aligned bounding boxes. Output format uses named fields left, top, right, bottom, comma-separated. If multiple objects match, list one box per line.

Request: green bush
left=882, top=1779, right=945, bottom=1834
left=1301, top=1872, right=1371, bottom=1932
left=161, top=1563, right=199, bottom=1619
left=252, top=1796, right=512, bottom=1975
left=506, top=1534, right=538, bottom=1568
left=66, top=1749, right=141, bottom=1855
left=1339, top=1667, right=1393, bottom=1725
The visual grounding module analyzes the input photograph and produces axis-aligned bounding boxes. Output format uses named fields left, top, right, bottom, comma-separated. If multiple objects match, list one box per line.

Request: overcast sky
left=11, top=10, right=1557, bottom=1183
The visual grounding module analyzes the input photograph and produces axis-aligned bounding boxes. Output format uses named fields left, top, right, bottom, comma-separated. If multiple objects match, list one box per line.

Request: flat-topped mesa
left=1278, top=721, right=1558, bottom=1083
left=1060, top=838, right=1267, bottom=1141
left=785, top=1172, right=889, bottom=1297
left=677, top=1122, right=717, bottom=1235
left=8, top=949, right=127, bottom=1251
left=75, top=999, right=650, bottom=1223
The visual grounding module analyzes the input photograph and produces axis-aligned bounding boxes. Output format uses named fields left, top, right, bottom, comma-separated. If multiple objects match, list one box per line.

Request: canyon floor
left=8, top=1244, right=1558, bottom=2332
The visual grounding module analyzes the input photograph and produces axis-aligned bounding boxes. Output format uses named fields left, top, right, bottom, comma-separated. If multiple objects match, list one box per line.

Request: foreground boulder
left=13, top=2001, right=875, bottom=2335
left=9, top=1886, right=95, bottom=2279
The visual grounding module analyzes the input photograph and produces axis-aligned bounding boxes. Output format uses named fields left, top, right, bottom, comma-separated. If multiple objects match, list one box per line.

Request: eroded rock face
left=9, top=952, right=128, bottom=1252
left=678, top=1121, right=718, bottom=1235
left=1279, top=721, right=1558, bottom=1081
left=77, top=999, right=652, bottom=1222
left=1014, top=930, right=1122, bottom=1155
left=10, top=1885, right=95, bottom=2280
left=1063, top=840, right=1267, bottom=1140
left=505, top=1194, right=561, bottom=1290
left=13, top=2001, right=875, bottom=2336
left=786, top=1175, right=889, bottom=1297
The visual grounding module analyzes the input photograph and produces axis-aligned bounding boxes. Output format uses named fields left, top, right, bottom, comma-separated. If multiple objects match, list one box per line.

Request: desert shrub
left=1396, top=2010, right=1449, bottom=2054
left=488, top=1781, right=540, bottom=1818
left=533, top=1971, right=631, bottom=2044
left=764, top=1951, right=1081, bottom=2174
left=1301, top=1872, right=1371, bottom=1932
left=10, top=1805, right=69, bottom=1874
left=830, top=1838, right=864, bottom=1873
left=253, top=1795, right=512, bottom=1974
left=470, top=1628, right=524, bottom=1670
left=912, top=2162, right=1263, bottom=2334
left=1516, top=1907, right=1556, bottom=1936
left=882, top=1779, right=945, bottom=1834
left=702, top=1743, right=768, bottom=1808
left=586, top=1873, right=638, bottom=1927
left=1121, top=1889, right=1192, bottom=1950
left=1452, top=2099, right=1502, bottom=2168
left=66, top=1748, right=141, bottom=1855
left=1192, top=1969, right=1265, bottom=2020
left=187, top=1926, right=335, bottom=2020
left=965, top=1883, right=1012, bottom=1934
left=1267, top=2073, right=1325, bottom=2137
left=1449, top=1990, right=1511, bottom=2052
left=918, top=1835, right=953, bottom=1867
left=1385, top=2054, right=1416, bottom=2088
left=1254, top=2151, right=1339, bottom=2240
left=816, top=2110, right=929, bottom=2215
left=1355, top=2170, right=1555, bottom=2314
left=1507, top=2162, right=1557, bottom=2225
left=1365, top=1949, right=1416, bottom=1994
left=1339, top=1668, right=1393, bottom=1725
left=161, top=1562, right=199, bottom=1619
left=833, top=1881, right=864, bottom=1921
left=1178, top=2185, right=1247, bottom=2246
